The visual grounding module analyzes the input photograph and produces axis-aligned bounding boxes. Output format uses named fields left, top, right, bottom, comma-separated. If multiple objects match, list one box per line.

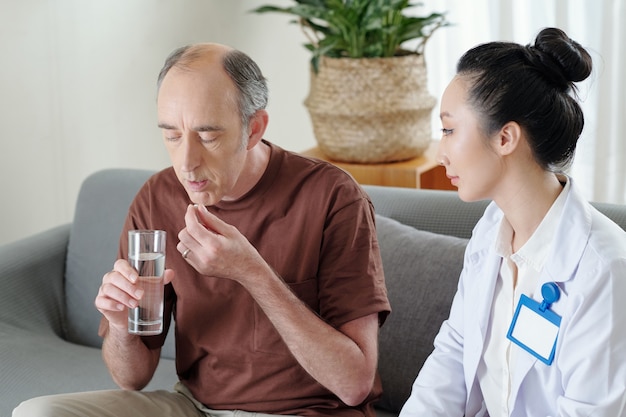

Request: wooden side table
left=301, top=141, right=455, bottom=191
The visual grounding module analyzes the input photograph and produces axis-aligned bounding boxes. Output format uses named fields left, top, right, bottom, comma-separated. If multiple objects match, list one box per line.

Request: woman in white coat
left=399, top=28, right=626, bottom=416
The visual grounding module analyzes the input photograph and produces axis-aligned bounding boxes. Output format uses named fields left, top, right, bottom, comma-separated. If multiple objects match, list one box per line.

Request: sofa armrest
left=0, top=224, right=70, bottom=336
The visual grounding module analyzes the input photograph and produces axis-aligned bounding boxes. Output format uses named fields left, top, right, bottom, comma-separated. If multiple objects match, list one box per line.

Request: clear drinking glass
left=127, top=230, right=166, bottom=335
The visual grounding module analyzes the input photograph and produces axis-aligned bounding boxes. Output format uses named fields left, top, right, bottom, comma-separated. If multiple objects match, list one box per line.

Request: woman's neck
left=495, top=168, right=564, bottom=253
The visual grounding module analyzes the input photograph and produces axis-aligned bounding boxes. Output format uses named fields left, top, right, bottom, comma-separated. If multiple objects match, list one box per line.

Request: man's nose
left=181, top=134, right=202, bottom=172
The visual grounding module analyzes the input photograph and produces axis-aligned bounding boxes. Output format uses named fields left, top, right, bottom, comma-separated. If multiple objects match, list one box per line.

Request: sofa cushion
left=374, top=214, right=468, bottom=413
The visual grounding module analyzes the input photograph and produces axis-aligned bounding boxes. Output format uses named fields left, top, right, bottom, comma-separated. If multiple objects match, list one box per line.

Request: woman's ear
left=494, top=121, right=523, bottom=156
left=246, top=109, right=269, bottom=150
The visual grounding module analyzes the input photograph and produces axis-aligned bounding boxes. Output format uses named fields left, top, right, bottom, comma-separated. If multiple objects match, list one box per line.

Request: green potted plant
left=253, top=0, right=449, bottom=163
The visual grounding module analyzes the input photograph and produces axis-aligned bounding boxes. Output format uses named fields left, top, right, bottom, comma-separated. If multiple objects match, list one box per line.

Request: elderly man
left=14, top=43, right=390, bottom=417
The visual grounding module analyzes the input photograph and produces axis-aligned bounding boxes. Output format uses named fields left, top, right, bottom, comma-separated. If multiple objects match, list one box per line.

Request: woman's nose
left=436, top=142, right=449, bottom=167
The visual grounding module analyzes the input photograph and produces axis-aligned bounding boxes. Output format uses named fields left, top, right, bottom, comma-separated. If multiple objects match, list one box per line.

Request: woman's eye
left=441, top=128, right=454, bottom=136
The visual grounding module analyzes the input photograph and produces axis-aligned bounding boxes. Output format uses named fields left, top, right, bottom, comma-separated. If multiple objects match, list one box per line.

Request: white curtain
left=418, top=0, right=626, bottom=204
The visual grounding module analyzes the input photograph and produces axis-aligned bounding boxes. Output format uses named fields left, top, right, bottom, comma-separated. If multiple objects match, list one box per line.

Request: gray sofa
left=1, top=168, right=625, bottom=417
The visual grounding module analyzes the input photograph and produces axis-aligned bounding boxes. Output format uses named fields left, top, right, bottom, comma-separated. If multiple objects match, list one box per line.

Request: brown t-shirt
left=106, top=141, right=390, bottom=416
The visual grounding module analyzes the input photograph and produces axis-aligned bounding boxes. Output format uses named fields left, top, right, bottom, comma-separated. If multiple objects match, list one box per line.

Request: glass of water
left=127, top=230, right=166, bottom=335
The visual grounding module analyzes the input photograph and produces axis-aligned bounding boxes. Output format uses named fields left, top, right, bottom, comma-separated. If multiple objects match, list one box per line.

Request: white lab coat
left=399, top=179, right=626, bottom=417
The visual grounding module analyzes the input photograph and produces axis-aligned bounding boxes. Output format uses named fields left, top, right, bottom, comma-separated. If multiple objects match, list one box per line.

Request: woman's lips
left=447, top=174, right=459, bottom=186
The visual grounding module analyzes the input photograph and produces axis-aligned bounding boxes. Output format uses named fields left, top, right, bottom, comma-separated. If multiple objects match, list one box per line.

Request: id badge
left=507, top=282, right=562, bottom=365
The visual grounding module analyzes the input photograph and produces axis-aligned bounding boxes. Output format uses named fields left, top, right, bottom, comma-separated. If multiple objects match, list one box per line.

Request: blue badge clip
left=507, top=282, right=562, bottom=365
left=539, top=282, right=560, bottom=312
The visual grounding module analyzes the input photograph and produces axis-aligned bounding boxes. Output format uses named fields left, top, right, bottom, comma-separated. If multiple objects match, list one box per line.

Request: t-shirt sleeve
left=317, top=183, right=390, bottom=328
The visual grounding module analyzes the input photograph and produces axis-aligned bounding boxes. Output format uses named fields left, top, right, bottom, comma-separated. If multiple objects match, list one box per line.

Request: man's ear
left=494, top=121, right=522, bottom=156
left=246, top=109, right=269, bottom=150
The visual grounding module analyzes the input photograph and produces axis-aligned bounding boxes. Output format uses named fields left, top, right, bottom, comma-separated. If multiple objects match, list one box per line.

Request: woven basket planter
left=304, top=54, right=436, bottom=163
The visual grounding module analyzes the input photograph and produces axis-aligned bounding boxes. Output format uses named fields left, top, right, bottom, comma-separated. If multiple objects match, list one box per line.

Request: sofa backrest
left=363, top=184, right=626, bottom=237
left=363, top=185, right=489, bottom=239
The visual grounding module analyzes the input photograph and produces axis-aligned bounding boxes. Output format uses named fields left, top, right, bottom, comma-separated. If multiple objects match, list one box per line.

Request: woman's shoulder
left=586, top=207, right=626, bottom=261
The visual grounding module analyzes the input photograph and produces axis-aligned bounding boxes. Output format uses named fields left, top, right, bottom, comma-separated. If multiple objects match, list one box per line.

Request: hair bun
left=526, top=27, right=592, bottom=91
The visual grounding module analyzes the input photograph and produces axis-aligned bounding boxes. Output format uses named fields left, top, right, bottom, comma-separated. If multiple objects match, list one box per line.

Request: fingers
left=183, top=204, right=206, bottom=237
left=163, top=268, right=175, bottom=286
left=113, top=258, right=139, bottom=283
left=177, top=205, right=212, bottom=262
left=187, top=204, right=232, bottom=236
left=194, top=204, right=223, bottom=232
left=95, top=259, right=174, bottom=331
left=95, top=260, right=143, bottom=316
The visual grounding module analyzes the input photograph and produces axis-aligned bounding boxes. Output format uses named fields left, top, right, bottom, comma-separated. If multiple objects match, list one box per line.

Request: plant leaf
left=252, top=0, right=449, bottom=59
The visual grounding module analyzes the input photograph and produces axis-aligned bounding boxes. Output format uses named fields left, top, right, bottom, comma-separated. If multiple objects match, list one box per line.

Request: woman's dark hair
left=457, top=27, right=593, bottom=170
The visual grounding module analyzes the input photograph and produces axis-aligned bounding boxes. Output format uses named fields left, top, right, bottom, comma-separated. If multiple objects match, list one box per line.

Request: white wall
left=0, top=0, right=314, bottom=245
left=1, top=1, right=621, bottom=245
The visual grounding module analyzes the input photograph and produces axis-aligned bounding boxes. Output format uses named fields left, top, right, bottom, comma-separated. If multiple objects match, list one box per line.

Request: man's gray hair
left=157, top=45, right=269, bottom=131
